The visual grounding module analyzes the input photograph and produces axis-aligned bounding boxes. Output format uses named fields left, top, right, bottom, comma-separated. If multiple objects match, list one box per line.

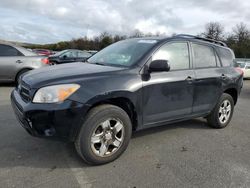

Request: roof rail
left=174, top=34, right=227, bottom=47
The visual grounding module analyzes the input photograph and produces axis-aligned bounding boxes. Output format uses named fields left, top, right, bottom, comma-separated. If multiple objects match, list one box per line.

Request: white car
left=243, top=64, right=250, bottom=78
left=235, top=61, right=250, bottom=79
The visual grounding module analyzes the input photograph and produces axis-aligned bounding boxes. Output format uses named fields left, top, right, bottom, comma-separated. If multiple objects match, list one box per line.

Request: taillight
left=235, top=67, right=244, bottom=76
left=41, top=58, right=50, bottom=65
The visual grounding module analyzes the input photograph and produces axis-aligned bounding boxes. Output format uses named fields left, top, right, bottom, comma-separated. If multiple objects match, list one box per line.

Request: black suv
left=11, top=35, right=243, bottom=165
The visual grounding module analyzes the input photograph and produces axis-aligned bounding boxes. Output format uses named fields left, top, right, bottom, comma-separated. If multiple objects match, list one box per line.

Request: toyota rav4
left=11, top=34, right=243, bottom=165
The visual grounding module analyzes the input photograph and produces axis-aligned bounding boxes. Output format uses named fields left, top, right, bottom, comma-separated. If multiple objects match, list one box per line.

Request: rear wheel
left=75, top=104, right=132, bottom=165
left=207, top=93, right=234, bottom=129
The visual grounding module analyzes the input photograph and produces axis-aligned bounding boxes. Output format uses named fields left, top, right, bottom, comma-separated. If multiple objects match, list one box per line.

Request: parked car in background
left=33, top=49, right=54, bottom=56
left=243, top=64, right=250, bottom=78
left=11, top=35, right=243, bottom=165
left=235, top=59, right=250, bottom=79
left=0, top=43, right=50, bottom=83
left=48, top=49, right=91, bottom=65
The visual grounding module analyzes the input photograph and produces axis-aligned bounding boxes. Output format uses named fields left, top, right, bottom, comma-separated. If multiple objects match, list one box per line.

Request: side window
left=217, top=47, right=234, bottom=67
left=78, top=51, right=91, bottom=58
left=61, top=51, right=77, bottom=58
left=0, top=44, right=22, bottom=56
left=192, top=44, right=217, bottom=68
left=152, top=42, right=190, bottom=70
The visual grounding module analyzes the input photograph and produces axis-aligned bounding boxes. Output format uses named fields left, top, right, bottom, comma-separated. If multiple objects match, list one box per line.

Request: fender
left=69, top=90, right=143, bottom=141
left=15, top=68, right=33, bottom=82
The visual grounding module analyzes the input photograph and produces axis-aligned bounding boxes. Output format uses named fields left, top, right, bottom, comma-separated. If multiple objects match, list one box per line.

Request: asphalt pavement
left=0, top=81, right=250, bottom=188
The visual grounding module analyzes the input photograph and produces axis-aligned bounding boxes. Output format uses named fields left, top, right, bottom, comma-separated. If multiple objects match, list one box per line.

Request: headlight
left=33, top=84, right=80, bottom=103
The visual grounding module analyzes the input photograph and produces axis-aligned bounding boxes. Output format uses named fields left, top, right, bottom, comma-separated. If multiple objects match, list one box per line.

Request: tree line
left=29, top=22, right=250, bottom=58
left=201, top=22, right=250, bottom=58
left=28, top=30, right=154, bottom=52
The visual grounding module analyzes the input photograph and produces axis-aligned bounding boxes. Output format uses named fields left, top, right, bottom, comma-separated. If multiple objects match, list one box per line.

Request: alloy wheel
left=90, top=118, right=125, bottom=157
left=218, top=99, right=232, bottom=124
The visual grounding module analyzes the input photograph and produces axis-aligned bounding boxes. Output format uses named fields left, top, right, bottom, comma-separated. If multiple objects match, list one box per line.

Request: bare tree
left=226, top=22, right=250, bottom=58
left=232, top=22, right=250, bottom=43
left=130, top=29, right=144, bottom=38
left=201, top=22, right=224, bottom=40
left=99, top=32, right=111, bottom=40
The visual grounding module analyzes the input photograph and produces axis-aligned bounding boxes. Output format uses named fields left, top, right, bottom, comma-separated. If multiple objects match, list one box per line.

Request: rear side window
left=60, top=51, right=77, bottom=58
left=0, top=44, right=22, bottom=56
left=152, top=42, right=190, bottom=70
left=192, top=43, right=217, bottom=68
left=78, top=51, right=91, bottom=58
left=217, top=47, right=234, bottom=67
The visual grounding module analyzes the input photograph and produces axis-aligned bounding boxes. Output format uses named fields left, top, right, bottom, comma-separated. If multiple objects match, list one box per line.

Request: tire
left=75, top=104, right=132, bottom=165
left=207, top=93, right=234, bottom=129
left=15, top=69, right=30, bottom=84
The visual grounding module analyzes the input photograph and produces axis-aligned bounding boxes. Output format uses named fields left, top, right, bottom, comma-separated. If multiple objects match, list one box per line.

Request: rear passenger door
left=191, top=43, right=223, bottom=114
left=0, top=44, right=23, bottom=81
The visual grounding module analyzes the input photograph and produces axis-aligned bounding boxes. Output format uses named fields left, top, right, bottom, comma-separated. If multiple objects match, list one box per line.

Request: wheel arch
left=86, top=97, right=138, bottom=131
left=15, top=68, right=33, bottom=83
left=223, top=88, right=238, bottom=105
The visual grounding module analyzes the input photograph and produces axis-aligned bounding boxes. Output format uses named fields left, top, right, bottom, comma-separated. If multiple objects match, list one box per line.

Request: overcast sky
left=0, top=0, right=249, bottom=44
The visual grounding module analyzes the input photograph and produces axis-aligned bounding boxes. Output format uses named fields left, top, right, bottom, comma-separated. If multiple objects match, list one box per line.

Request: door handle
left=185, top=76, right=194, bottom=84
left=185, top=76, right=193, bottom=81
left=221, top=74, right=227, bottom=79
left=16, top=60, right=23, bottom=64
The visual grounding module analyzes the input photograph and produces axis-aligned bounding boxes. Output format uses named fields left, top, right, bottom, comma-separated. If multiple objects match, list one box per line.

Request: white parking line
left=64, top=148, right=92, bottom=188
left=69, top=166, right=92, bottom=188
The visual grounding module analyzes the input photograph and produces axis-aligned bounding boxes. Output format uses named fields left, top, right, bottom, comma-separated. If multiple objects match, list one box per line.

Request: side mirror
left=149, top=60, right=170, bottom=72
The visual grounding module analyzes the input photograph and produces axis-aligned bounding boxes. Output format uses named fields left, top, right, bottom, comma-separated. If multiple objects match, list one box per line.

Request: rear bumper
left=11, top=89, right=86, bottom=141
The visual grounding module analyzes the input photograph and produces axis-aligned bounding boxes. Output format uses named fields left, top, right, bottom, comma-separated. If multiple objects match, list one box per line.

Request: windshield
left=88, top=39, right=158, bottom=67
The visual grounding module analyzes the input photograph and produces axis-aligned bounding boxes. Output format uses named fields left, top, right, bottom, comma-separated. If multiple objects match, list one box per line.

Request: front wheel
left=207, top=93, right=234, bottom=129
left=75, top=104, right=132, bottom=165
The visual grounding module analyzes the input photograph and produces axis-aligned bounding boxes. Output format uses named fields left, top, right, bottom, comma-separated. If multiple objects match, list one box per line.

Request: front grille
left=19, top=84, right=31, bottom=102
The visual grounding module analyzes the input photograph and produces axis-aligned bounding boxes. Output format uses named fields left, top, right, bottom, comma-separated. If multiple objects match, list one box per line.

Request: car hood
left=22, top=62, right=126, bottom=88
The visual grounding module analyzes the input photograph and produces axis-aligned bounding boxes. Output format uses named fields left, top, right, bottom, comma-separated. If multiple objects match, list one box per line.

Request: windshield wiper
left=92, top=62, right=106, bottom=66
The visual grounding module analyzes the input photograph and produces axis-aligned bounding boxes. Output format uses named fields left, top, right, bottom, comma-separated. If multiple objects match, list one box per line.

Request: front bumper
left=11, top=89, right=86, bottom=141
